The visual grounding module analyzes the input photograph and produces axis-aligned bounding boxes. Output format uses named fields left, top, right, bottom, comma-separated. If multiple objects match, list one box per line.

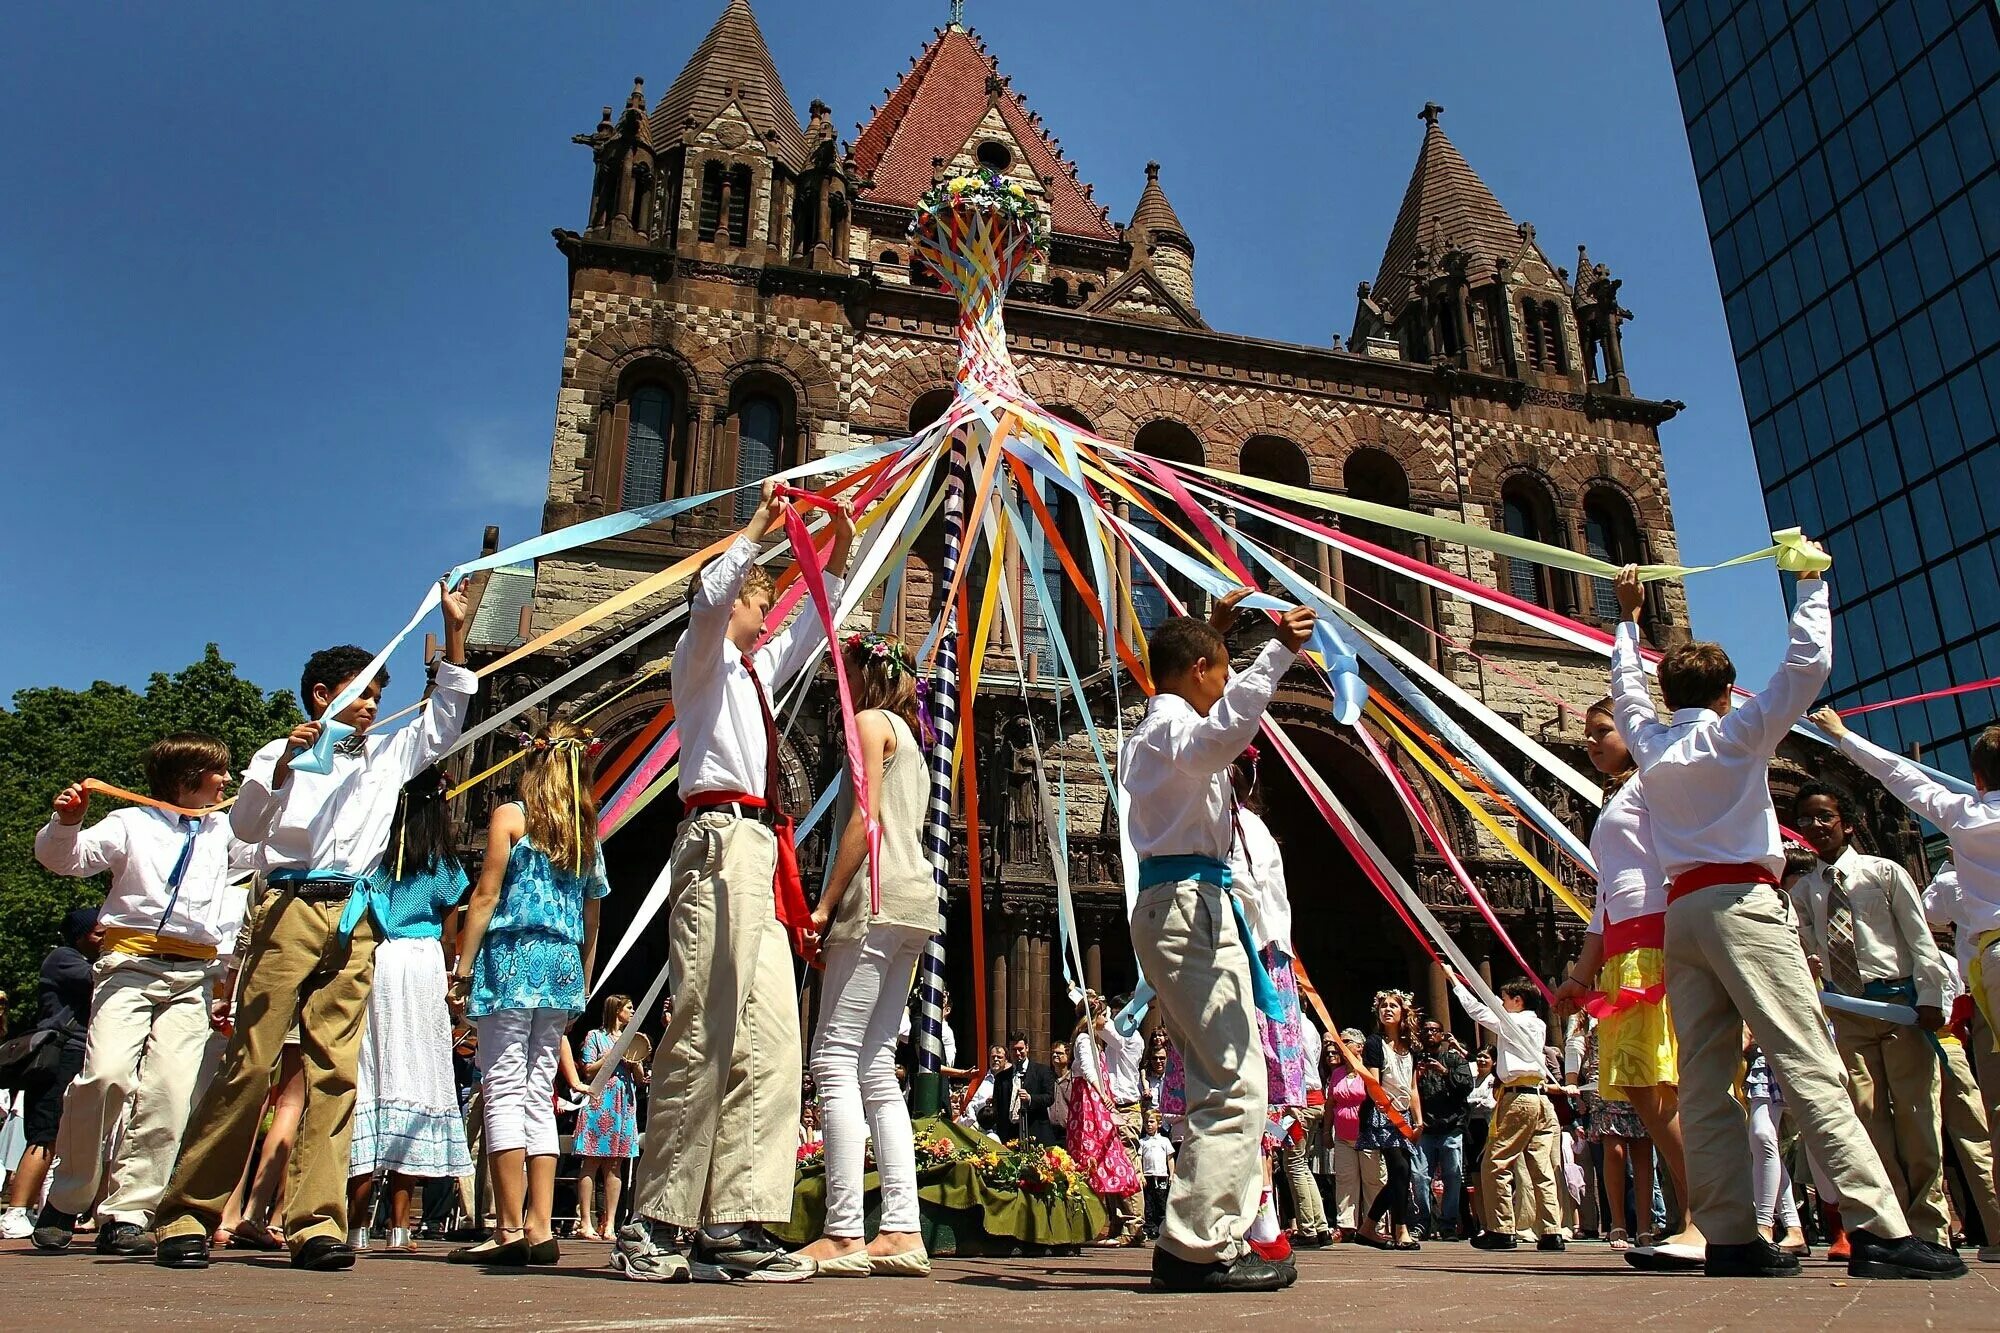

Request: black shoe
left=1470, top=1230, right=1519, bottom=1250
left=290, top=1236, right=357, bottom=1271
left=448, top=1236, right=531, bottom=1266
left=1292, top=1230, right=1334, bottom=1250
left=1149, top=1247, right=1288, bottom=1292
left=1538, top=1234, right=1567, bottom=1252
left=154, top=1234, right=210, bottom=1270
left=95, top=1222, right=156, bottom=1256
left=1704, top=1239, right=1800, bottom=1278
left=29, top=1206, right=77, bottom=1252
left=527, top=1238, right=560, bottom=1266
left=1846, top=1230, right=1967, bottom=1280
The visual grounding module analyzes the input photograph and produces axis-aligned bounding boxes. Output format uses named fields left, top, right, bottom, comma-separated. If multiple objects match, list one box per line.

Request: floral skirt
left=1065, top=1078, right=1141, bottom=1198
left=1158, top=943, right=1308, bottom=1132
left=1591, top=946, right=1677, bottom=1097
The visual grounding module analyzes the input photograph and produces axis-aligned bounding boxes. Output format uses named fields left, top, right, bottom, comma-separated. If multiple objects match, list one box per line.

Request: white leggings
left=810, top=924, right=928, bottom=1238
left=478, top=1008, right=566, bottom=1157
left=1747, top=1095, right=1799, bottom=1229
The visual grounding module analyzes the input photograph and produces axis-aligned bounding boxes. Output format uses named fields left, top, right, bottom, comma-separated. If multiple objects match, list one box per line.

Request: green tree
left=0, top=645, right=301, bottom=1014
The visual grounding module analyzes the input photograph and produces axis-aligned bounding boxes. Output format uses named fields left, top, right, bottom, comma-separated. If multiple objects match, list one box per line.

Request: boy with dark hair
left=1786, top=779, right=1953, bottom=1248
left=1119, top=592, right=1314, bottom=1292
left=1609, top=561, right=1959, bottom=1280
left=619, top=480, right=853, bottom=1284
left=152, top=580, right=473, bottom=1272
left=28, top=736, right=250, bottom=1255
left=1453, top=976, right=1562, bottom=1251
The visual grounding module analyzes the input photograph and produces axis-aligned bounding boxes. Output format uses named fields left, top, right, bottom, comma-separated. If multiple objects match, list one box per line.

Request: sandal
left=228, top=1226, right=285, bottom=1252
left=1608, top=1228, right=1631, bottom=1251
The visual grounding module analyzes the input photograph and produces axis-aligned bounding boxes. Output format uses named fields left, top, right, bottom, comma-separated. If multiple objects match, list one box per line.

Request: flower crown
left=508, top=727, right=605, bottom=757
left=843, top=632, right=917, bottom=680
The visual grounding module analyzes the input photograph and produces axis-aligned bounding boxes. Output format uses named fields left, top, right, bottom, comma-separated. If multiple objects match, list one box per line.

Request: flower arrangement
left=797, top=1140, right=824, bottom=1167
left=908, top=166, right=1049, bottom=254
left=912, top=1133, right=961, bottom=1172
left=973, top=1141, right=1086, bottom=1200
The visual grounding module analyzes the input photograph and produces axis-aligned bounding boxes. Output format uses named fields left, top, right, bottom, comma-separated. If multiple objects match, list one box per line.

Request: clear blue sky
left=0, top=0, right=1790, bottom=711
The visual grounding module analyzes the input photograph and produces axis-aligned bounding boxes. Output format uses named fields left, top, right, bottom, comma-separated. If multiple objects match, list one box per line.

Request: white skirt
left=350, top=936, right=473, bottom=1178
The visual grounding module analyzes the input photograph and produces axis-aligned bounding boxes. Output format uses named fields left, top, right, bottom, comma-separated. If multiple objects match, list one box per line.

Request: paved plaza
left=2, top=1236, right=1994, bottom=1330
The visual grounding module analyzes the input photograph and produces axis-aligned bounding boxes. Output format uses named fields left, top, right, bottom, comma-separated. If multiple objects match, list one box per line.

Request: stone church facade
left=463, top=0, right=1725, bottom=1049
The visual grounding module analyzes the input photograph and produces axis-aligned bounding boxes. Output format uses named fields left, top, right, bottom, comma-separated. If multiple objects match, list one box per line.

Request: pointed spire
left=1129, top=161, right=1189, bottom=246
left=1370, top=101, right=1522, bottom=318
left=649, top=0, right=809, bottom=170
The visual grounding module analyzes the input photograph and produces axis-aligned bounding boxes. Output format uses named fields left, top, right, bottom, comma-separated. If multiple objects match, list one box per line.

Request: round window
left=976, top=140, right=1012, bottom=172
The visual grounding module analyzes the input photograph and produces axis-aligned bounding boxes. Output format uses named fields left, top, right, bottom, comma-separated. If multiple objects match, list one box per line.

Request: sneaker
left=1150, top=1247, right=1288, bottom=1292
left=96, top=1222, right=156, bottom=1256
left=30, top=1206, right=78, bottom=1252
left=1537, top=1234, right=1567, bottom=1253
left=616, top=1221, right=692, bottom=1283
left=1704, top=1239, right=1800, bottom=1278
left=1846, top=1230, right=1967, bottom=1280
left=693, top=1225, right=816, bottom=1282
left=1470, top=1230, right=1519, bottom=1250
left=0, top=1207, right=33, bottom=1241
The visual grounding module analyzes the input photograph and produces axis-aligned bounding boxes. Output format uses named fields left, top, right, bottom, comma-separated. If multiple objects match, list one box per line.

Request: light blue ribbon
left=269, top=868, right=378, bottom=942
left=1116, top=855, right=1285, bottom=1029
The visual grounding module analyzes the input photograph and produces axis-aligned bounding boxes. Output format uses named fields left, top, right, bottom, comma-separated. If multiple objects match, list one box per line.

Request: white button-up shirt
left=1611, top=579, right=1831, bottom=879
left=1922, top=863, right=1983, bottom=974
left=1841, top=728, right=2000, bottom=940
left=1119, top=640, right=1295, bottom=862
left=1451, top=979, right=1548, bottom=1088
left=1096, top=1018, right=1145, bottom=1105
left=1789, top=844, right=1950, bottom=1007
left=36, top=807, right=255, bottom=952
left=1587, top=777, right=1665, bottom=932
left=676, top=536, right=844, bottom=801
left=231, top=661, right=476, bottom=877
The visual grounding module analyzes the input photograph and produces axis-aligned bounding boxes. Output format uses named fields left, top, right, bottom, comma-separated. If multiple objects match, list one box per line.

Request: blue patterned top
left=365, top=858, right=470, bottom=941
left=468, top=812, right=610, bottom=1017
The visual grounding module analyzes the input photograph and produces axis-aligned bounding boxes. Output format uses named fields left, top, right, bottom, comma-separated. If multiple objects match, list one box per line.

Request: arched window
left=733, top=392, right=785, bottom=522
left=878, top=249, right=901, bottom=267
left=1499, top=475, right=1562, bottom=609
left=727, top=164, right=751, bottom=246
left=1238, top=435, right=1316, bottom=578
left=1130, top=420, right=1205, bottom=632
left=908, top=388, right=955, bottom=436
left=620, top=381, right=679, bottom=510
left=699, top=161, right=724, bottom=240
left=1342, top=448, right=1429, bottom=654
left=1584, top=488, right=1645, bottom=623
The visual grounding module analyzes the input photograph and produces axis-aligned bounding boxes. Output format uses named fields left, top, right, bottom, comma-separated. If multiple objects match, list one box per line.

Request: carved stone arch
left=1107, top=378, right=1224, bottom=461
left=588, top=681, right=816, bottom=816
left=574, top=324, right=715, bottom=408
left=1323, top=409, right=1451, bottom=496
left=1211, top=396, right=1331, bottom=467
left=1013, top=361, right=1121, bottom=433
left=700, top=331, right=840, bottom=418
left=864, top=346, right=958, bottom=434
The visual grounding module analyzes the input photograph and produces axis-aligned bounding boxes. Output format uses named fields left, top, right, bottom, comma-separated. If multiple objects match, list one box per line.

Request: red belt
left=685, top=790, right=767, bottom=814
left=1602, top=911, right=1665, bottom=955
left=1667, top=862, right=1778, bottom=905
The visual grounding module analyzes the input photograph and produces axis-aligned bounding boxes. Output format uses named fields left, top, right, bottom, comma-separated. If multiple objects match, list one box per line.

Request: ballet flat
left=815, top=1249, right=874, bottom=1277
left=869, top=1247, right=932, bottom=1277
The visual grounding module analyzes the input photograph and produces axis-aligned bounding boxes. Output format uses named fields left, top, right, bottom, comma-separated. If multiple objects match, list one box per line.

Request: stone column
left=1085, top=940, right=1103, bottom=999
left=989, top=938, right=1009, bottom=1054
left=1029, top=932, right=1051, bottom=1061
left=1428, top=960, right=1451, bottom=1041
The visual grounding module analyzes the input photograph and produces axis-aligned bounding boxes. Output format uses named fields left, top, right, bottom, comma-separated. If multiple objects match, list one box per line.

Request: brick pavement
left=2, top=1236, right=1993, bottom=1330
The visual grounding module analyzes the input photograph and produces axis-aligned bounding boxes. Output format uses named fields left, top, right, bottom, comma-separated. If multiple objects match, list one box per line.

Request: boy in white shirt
left=28, top=737, right=252, bottom=1256
left=619, top=481, right=852, bottom=1284
left=1787, top=779, right=1953, bottom=1246
left=1608, top=563, right=1958, bottom=1280
left=1119, top=596, right=1313, bottom=1292
left=1138, top=1112, right=1175, bottom=1240
left=1453, top=978, right=1563, bottom=1251
left=154, top=581, right=474, bottom=1272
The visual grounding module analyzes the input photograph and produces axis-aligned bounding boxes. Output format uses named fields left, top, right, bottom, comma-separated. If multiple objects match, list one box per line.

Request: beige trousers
left=1939, top=1035, right=2000, bottom=1243
left=1665, top=882, right=1904, bottom=1244
left=632, top=812, right=800, bottom=1228
left=1481, top=1087, right=1560, bottom=1236
left=1832, top=1007, right=1948, bottom=1243
left=1109, top=1100, right=1146, bottom=1233
left=47, top=954, right=216, bottom=1225
left=1333, top=1137, right=1369, bottom=1228
left=1131, top=876, right=1265, bottom=1266
left=156, top=894, right=377, bottom=1249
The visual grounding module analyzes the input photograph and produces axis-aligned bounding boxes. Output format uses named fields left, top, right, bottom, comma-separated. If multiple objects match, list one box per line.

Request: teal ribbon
left=1117, top=856, right=1285, bottom=1027
left=1858, top=976, right=1944, bottom=1057
left=269, top=868, right=378, bottom=942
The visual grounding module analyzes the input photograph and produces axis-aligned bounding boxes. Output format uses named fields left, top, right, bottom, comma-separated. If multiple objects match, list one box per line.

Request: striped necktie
left=1824, top=867, right=1865, bottom=997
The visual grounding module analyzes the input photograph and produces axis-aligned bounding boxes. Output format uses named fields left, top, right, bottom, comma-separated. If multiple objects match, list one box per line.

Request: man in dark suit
left=984, top=1031, right=1057, bottom=1145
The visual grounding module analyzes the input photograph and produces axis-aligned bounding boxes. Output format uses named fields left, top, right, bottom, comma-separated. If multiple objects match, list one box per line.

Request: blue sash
left=269, top=868, right=379, bottom=943
left=1126, top=855, right=1286, bottom=1024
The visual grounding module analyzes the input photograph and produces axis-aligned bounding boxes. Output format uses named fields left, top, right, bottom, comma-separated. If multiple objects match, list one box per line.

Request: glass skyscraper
left=1662, top=0, right=2000, bottom=775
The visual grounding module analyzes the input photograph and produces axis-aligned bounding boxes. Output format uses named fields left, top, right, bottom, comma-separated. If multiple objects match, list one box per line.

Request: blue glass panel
left=621, top=385, right=672, bottom=510
left=733, top=395, right=782, bottom=523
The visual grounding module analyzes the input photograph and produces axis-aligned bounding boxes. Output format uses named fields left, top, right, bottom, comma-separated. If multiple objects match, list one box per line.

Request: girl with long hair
left=1552, top=698, right=1701, bottom=1258
left=346, top=765, right=475, bottom=1251
left=575, top=993, right=644, bottom=1240
left=448, top=721, right=609, bottom=1267
left=796, top=634, right=941, bottom=1278
left=1356, top=990, right=1424, bottom=1250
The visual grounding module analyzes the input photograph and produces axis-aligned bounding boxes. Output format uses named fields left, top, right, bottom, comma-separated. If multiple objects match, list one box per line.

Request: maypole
left=904, top=169, right=1044, bottom=1114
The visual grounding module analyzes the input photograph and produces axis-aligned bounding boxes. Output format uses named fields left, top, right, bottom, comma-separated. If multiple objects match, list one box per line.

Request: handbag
left=0, top=1028, right=63, bottom=1091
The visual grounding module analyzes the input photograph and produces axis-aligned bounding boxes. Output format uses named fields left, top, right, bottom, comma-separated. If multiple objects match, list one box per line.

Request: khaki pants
left=156, top=894, right=378, bottom=1250
left=1939, top=1035, right=2000, bottom=1244
left=1109, top=1100, right=1146, bottom=1234
left=1665, top=882, right=1904, bottom=1244
left=1281, top=1103, right=1329, bottom=1234
left=631, top=812, right=799, bottom=1228
left=1130, top=877, right=1265, bottom=1266
left=1831, top=1006, right=1948, bottom=1243
left=1481, top=1087, right=1560, bottom=1236
left=47, top=954, right=216, bottom=1225
left=1336, top=1138, right=1375, bottom=1228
